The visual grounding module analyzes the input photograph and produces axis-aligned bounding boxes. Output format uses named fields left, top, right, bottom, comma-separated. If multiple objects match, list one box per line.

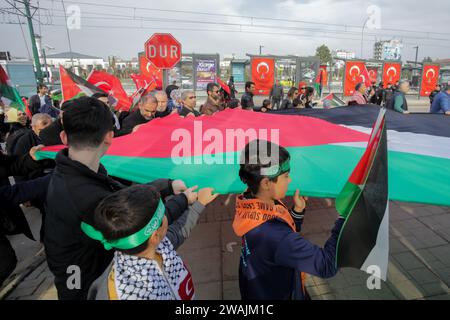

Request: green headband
left=81, top=199, right=166, bottom=251
left=259, top=158, right=291, bottom=178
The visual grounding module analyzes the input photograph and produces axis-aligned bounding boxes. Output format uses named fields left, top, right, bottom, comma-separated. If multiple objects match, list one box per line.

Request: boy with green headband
left=87, top=184, right=218, bottom=300
left=233, top=139, right=345, bottom=300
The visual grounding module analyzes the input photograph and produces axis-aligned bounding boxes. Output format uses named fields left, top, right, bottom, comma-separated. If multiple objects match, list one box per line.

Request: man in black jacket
left=241, top=81, right=255, bottom=110
left=116, top=94, right=157, bottom=136
left=0, top=146, right=47, bottom=286
left=44, top=96, right=191, bottom=300
left=13, top=113, right=51, bottom=157
left=28, top=84, right=53, bottom=116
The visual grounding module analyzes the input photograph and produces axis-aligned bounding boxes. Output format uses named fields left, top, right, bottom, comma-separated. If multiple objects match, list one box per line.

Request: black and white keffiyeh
left=114, top=237, right=195, bottom=300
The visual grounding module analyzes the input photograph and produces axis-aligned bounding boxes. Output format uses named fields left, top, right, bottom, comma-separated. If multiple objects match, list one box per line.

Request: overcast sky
left=1, top=0, right=449, bottom=62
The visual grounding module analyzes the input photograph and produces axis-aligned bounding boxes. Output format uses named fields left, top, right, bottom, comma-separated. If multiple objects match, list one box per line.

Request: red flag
left=420, top=65, right=440, bottom=97
left=343, top=61, right=369, bottom=96
left=22, top=97, right=32, bottom=119
left=251, top=57, right=274, bottom=95
left=59, top=65, right=108, bottom=103
left=129, top=79, right=157, bottom=111
left=130, top=73, right=154, bottom=91
left=361, top=66, right=372, bottom=88
left=215, top=76, right=231, bottom=95
left=382, top=62, right=402, bottom=88
left=87, top=70, right=132, bottom=111
left=367, top=67, right=378, bottom=84
left=139, top=56, right=163, bottom=89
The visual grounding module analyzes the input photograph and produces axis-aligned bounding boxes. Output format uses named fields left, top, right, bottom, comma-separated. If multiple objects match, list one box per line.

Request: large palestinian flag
left=336, top=108, right=389, bottom=280
left=37, top=107, right=450, bottom=207
left=272, top=105, right=450, bottom=207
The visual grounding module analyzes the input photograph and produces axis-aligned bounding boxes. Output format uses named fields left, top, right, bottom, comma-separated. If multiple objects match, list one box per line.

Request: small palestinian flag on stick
left=335, top=108, right=389, bottom=280
left=0, top=65, right=25, bottom=112
left=59, top=65, right=116, bottom=105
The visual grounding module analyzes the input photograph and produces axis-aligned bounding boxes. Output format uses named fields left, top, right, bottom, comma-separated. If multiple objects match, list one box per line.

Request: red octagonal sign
left=145, top=33, right=182, bottom=69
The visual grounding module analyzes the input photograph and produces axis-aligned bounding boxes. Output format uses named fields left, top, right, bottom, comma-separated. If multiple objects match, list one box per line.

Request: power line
left=37, top=0, right=450, bottom=37
left=40, top=8, right=450, bottom=42
left=25, top=21, right=450, bottom=49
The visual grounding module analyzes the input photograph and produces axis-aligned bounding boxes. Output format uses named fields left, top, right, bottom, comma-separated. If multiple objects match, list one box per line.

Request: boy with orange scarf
left=233, top=140, right=345, bottom=300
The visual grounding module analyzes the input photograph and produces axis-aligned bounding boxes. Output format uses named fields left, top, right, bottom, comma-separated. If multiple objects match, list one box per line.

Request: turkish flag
left=139, top=55, right=163, bottom=89
left=420, top=65, right=440, bottom=97
left=251, top=58, right=274, bottom=95
left=343, top=61, right=369, bottom=96
left=319, top=65, right=328, bottom=86
left=87, top=70, right=132, bottom=111
left=130, top=73, right=152, bottom=90
left=361, top=66, right=372, bottom=88
left=367, top=67, right=378, bottom=84
left=382, top=62, right=402, bottom=88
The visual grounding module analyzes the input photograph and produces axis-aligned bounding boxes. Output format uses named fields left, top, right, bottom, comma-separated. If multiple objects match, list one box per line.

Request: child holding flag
left=233, top=139, right=345, bottom=300
left=87, top=184, right=218, bottom=300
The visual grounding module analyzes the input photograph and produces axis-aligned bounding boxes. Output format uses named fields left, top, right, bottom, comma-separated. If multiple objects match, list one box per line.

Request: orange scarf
left=232, top=195, right=296, bottom=237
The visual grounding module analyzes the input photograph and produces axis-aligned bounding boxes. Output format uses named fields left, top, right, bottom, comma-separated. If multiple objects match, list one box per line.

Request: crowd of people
left=0, top=73, right=448, bottom=301
left=0, top=77, right=351, bottom=301
left=349, top=80, right=450, bottom=115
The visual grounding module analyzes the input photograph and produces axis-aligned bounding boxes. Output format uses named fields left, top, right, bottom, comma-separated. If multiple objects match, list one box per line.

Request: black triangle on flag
left=335, top=108, right=389, bottom=280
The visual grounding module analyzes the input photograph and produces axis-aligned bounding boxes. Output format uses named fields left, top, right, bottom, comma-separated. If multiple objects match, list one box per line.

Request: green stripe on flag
left=36, top=145, right=450, bottom=206
left=0, top=83, right=25, bottom=111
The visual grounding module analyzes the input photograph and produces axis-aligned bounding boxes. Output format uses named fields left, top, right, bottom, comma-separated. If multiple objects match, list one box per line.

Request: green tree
left=423, top=56, right=433, bottom=63
left=315, top=45, right=332, bottom=65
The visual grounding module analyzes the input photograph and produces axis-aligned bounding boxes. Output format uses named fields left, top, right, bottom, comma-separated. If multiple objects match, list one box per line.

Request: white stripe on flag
left=334, top=126, right=450, bottom=160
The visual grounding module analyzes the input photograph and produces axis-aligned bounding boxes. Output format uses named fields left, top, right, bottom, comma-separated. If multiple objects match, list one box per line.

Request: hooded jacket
left=44, top=149, right=188, bottom=300
left=232, top=192, right=344, bottom=300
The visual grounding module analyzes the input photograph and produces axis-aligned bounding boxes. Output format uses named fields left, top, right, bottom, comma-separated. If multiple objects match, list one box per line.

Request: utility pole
left=413, top=46, right=419, bottom=68
left=361, top=17, right=369, bottom=59
left=23, top=0, right=44, bottom=83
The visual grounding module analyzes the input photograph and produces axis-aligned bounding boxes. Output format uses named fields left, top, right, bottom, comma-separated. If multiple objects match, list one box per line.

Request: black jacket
left=1, top=153, right=47, bottom=240
left=116, top=110, right=150, bottom=136
left=241, top=92, right=255, bottom=110
left=6, top=125, right=29, bottom=155
left=44, top=149, right=188, bottom=300
left=39, top=120, right=63, bottom=146
left=29, top=94, right=52, bottom=116
left=12, top=130, right=41, bottom=157
left=178, top=106, right=200, bottom=117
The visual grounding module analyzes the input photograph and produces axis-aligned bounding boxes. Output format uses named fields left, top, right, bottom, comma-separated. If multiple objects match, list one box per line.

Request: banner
left=139, top=55, right=163, bottom=89
left=251, top=57, right=274, bottom=95
left=382, top=62, right=402, bottom=88
left=343, top=61, right=368, bottom=96
left=367, top=67, right=378, bottom=84
left=420, top=64, right=440, bottom=97
left=195, top=59, right=216, bottom=90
